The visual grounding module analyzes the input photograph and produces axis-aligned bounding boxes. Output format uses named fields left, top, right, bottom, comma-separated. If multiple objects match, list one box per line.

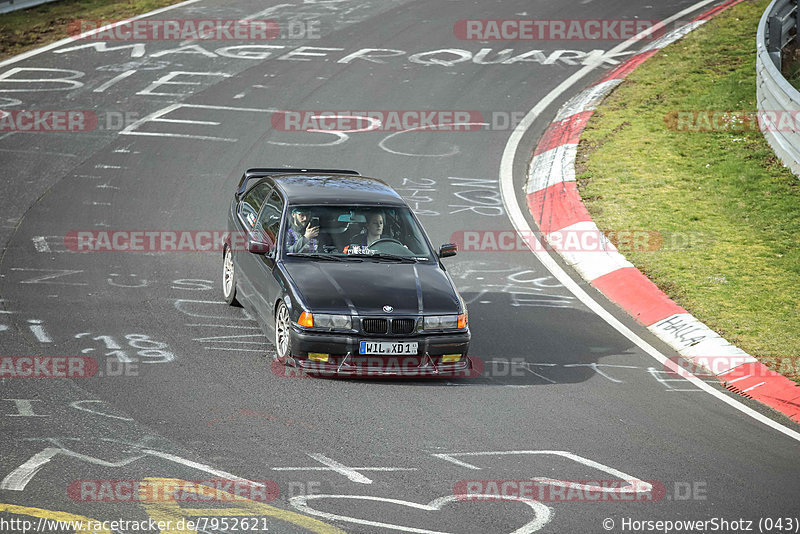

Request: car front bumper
left=286, top=325, right=473, bottom=377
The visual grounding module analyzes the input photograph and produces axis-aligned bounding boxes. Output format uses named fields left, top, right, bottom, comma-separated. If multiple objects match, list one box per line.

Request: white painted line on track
left=290, top=494, right=551, bottom=534
left=0, top=148, right=76, bottom=158
left=69, top=400, right=134, bottom=421
left=154, top=118, right=220, bottom=125
left=432, top=451, right=651, bottom=496
left=273, top=467, right=416, bottom=472
left=274, top=454, right=417, bottom=484
left=741, top=382, right=767, bottom=393
left=203, top=347, right=265, bottom=352
left=2, top=443, right=276, bottom=492
left=306, top=454, right=374, bottom=484
left=647, top=367, right=706, bottom=392
left=642, top=21, right=706, bottom=51
left=562, top=362, right=627, bottom=383
left=187, top=323, right=261, bottom=329
left=2, top=447, right=146, bottom=491
left=27, top=319, right=52, bottom=343
left=0, top=0, right=205, bottom=69
left=726, top=374, right=753, bottom=384
left=192, top=333, right=266, bottom=342
left=0, top=449, right=61, bottom=490
left=499, top=0, right=800, bottom=443
left=143, top=449, right=265, bottom=486
left=120, top=103, right=279, bottom=142
left=93, top=70, right=137, bottom=93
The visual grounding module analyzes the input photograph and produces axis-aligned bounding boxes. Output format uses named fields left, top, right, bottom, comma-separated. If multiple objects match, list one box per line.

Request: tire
left=222, top=246, right=240, bottom=306
left=275, top=302, right=293, bottom=363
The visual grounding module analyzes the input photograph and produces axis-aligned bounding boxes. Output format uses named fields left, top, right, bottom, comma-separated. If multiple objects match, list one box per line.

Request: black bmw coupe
left=222, top=168, right=473, bottom=377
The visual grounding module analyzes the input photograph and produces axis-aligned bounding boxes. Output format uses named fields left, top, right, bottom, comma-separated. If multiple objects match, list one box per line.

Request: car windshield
left=283, top=205, right=435, bottom=261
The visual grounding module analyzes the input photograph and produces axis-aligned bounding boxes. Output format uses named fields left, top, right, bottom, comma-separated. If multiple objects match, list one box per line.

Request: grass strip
left=0, top=0, right=186, bottom=61
left=577, top=0, right=800, bottom=381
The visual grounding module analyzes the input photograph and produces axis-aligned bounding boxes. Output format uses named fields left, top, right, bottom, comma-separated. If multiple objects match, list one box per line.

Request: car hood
left=283, top=260, right=460, bottom=315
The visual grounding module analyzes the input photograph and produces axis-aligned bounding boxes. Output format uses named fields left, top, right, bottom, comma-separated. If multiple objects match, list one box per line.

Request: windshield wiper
left=286, top=253, right=350, bottom=262
left=366, top=253, right=418, bottom=263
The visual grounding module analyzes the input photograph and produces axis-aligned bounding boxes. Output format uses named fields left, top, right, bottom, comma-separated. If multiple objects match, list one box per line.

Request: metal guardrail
left=0, top=0, right=61, bottom=15
left=757, top=0, right=800, bottom=177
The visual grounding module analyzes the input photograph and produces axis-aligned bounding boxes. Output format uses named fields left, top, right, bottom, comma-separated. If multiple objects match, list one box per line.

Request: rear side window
left=240, top=183, right=272, bottom=228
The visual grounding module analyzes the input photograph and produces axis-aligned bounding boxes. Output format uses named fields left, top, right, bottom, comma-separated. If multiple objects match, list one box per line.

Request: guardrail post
left=769, top=14, right=783, bottom=67
left=796, top=0, right=800, bottom=45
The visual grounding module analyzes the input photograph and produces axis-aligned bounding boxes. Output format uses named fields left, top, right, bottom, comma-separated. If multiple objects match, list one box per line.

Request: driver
left=362, top=212, right=385, bottom=247
left=286, top=207, right=319, bottom=253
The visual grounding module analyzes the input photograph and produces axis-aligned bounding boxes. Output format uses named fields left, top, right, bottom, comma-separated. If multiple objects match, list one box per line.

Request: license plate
left=359, top=341, right=418, bottom=355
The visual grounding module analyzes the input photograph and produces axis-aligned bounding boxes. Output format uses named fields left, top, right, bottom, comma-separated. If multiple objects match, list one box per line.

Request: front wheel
left=222, top=246, right=240, bottom=306
left=275, top=302, right=293, bottom=363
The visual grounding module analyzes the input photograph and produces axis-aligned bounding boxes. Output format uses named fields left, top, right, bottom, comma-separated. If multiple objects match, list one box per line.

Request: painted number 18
left=93, top=334, right=174, bottom=363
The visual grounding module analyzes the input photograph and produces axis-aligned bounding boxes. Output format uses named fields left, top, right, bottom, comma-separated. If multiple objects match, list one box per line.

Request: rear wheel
left=275, top=302, right=293, bottom=363
left=222, top=246, right=240, bottom=306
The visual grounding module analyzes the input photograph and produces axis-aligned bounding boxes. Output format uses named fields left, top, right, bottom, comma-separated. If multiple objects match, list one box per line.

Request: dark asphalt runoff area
left=1, top=0, right=799, bottom=533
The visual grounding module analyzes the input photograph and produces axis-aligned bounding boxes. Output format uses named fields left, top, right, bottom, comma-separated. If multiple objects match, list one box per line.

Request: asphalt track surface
left=1, top=1, right=799, bottom=533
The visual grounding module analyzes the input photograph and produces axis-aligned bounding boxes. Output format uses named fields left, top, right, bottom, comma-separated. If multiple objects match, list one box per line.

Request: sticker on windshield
left=343, top=245, right=376, bottom=255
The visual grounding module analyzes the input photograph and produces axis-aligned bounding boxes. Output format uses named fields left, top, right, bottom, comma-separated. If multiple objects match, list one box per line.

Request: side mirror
left=247, top=235, right=272, bottom=254
left=439, top=243, right=458, bottom=258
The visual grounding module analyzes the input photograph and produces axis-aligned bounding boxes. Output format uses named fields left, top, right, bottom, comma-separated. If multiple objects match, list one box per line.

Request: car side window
left=239, top=183, right=272, bottom=229
left=255, top=191, right=284, bottom=245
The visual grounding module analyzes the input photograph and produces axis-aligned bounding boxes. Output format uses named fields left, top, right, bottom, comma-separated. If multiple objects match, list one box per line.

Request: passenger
left=286, top=208, right=319, bottom=253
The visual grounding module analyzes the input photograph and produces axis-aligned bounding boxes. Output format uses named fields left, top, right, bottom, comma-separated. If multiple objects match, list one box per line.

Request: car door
left=234, top=182, right=273, bottom=312
left=246, top=190, right=285, bottom=326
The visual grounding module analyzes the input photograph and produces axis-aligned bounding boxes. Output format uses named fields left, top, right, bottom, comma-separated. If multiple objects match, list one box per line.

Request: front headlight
left=312, top=313, right=352, bottom=330
left=423, top=314, right=467, bottom=330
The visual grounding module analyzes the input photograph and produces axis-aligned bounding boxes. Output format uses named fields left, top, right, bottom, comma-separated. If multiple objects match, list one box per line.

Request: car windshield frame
left=280, top=204, right=437, bottom=263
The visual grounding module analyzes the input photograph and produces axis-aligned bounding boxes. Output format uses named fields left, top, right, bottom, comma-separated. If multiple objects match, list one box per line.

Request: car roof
left=268, top=173, right=408, bottom=206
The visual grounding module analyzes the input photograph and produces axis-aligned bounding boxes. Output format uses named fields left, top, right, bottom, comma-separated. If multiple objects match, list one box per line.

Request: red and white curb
left=525, top=0, right=800, bottom=423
